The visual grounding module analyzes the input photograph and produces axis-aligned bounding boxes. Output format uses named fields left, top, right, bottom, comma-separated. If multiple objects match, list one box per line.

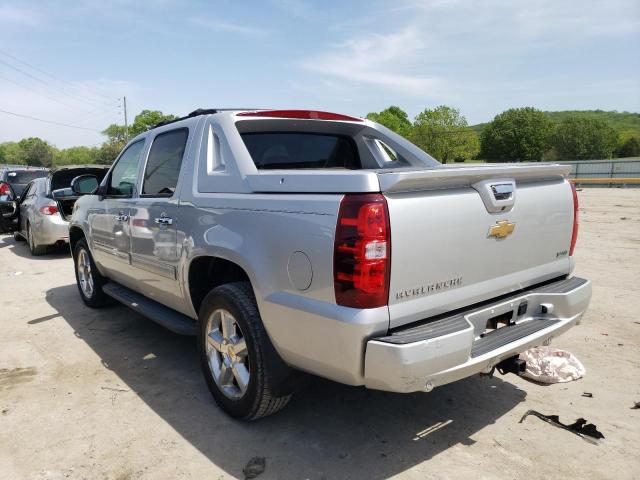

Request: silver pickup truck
left=57, top=108, right=590, bottom=420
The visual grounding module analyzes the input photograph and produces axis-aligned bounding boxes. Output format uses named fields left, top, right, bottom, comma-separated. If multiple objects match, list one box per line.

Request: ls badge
left=488, top=220, right=515, bottom=239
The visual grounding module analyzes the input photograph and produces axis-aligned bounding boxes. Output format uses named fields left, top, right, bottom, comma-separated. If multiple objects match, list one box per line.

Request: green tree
left=129, top=110, right=178, bottom=137
left=95, top=141, right=124, bottom=165
left=102, top=124, right=128, bottom=144
left=100, top=109, right=177, bottom=165
left=0, top=142, right=26, bottom=165
left=103, top=110, right=177, bottom=142
left=412, top=105, right=479, bottom=163
left=54, top=146, right=100, bottom=166
left=617, top=136, right=640, bottom=158
left=552, top=115, right=618, bottom=160
left=480, top=107, right=554, bottom=162
left=17, top=137, right=55, bottom=167
left=366, top=106, right=414, bottom=139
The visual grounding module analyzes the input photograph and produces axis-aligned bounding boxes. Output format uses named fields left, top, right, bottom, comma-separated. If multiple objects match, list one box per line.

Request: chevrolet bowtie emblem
left=488, top=220, right=515, bottom=239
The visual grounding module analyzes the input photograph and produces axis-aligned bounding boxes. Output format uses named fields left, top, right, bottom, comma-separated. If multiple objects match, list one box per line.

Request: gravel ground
left=0, top=188, right=638, bottom=480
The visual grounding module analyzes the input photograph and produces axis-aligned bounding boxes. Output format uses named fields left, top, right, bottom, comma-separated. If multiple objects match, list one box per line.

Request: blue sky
left=0, top=0, right=639, bottom=148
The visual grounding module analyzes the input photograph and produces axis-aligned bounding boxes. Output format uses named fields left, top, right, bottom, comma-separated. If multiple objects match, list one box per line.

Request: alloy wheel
left=77, top=248, right=94, bottom=299
left=205, top=308, right=250, bottom=399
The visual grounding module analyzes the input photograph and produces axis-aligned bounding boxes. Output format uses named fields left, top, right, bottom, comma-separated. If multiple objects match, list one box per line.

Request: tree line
left=0, top=110, right=176, bottom=168
left=1, top=107, right=638, bottom=167
left=367, top=106, right=640, bottom=163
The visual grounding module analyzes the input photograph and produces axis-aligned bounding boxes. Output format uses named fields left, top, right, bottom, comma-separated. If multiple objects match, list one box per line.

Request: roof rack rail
left=153, top=108, right=265, bottom=129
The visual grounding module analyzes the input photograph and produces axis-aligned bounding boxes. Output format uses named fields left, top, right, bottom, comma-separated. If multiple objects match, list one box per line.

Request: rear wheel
left=198, top=282, right=292, bottom=420
left=27, top=224, right=47, bottom=256
left=73, top=238, right=110, bottom=307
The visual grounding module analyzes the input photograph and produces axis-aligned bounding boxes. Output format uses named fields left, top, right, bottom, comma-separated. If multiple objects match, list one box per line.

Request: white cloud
left=0, top=5, right=41, bottom=27
left=299, top=0, right=639, bottom=104
left=189, top=17, right=268, bottom=37
left=302, top=27, right=440, bottom=95
left=396, top=0, right=640, bottom=39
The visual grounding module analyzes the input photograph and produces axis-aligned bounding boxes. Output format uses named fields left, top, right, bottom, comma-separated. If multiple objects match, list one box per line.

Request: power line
left=0, top=49, right=84, bottom=88
left=0, top=72, right=120, bottom=132
left=0, top=73, right=100, bottom=113
left=0, top=58, right=115, bottom=111
left=0, top=109, right=101, bottom=132
left=0, top=58, right=95, bottom=111
left=69, top=110, right=120, bottom=131
left=0, top=49, right=118, bottom=107
left=68, top=103, right=120, bottom=126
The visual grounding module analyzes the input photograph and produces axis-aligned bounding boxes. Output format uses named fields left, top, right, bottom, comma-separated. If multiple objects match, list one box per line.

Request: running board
left=103, top=283, right=197, bottom=336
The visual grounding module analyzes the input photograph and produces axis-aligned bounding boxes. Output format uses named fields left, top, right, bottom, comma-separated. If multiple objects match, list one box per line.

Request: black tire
left=13, top=231, right=25, bottom=241
left=27, top=223, right=47, bottom=256
left=73, top=238, right=110, bottom=308
left=198, top=282, right=293, bottom=420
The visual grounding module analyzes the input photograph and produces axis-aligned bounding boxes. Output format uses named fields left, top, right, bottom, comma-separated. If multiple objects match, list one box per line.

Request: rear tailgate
left=379, top=163, right=575, bottom=328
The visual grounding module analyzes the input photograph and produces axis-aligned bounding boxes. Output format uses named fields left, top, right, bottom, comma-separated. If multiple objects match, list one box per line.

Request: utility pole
left=123, top=96, right=129, bottom=141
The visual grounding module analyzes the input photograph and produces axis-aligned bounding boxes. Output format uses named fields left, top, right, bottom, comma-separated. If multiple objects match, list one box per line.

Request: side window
left=108, top=141, right=145, bottom=197
left=142, top=129, right=188, bottom=196
left=364, top=136, right=412, bottom=169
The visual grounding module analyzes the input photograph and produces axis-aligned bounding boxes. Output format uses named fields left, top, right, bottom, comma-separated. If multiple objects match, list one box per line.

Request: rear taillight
left=334, top=194, right=390, bottom=308
left=0, top=183, right=9, bottom=195
left=132, top=218, right=147, bottom=227
left=569, top=182, right=579, bottom=256
left=40, top=205, right=58, bottom=215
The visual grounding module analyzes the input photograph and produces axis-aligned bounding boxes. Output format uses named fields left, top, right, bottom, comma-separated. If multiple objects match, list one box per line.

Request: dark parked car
left=0, top=166, right=49, bottom=198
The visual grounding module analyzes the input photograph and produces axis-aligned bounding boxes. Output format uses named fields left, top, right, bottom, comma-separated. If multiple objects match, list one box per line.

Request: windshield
left=6, top=170, right=48, bottom=184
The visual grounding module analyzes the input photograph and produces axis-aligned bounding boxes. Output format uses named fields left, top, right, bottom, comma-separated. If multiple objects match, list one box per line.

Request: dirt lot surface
left=0, top=188, right=638, bottom=480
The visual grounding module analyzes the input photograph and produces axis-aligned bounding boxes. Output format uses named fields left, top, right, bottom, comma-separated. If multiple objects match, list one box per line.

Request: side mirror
left=0, top=181, right=16, bottom=202
left=71, top=175, right=99, bottom=195
left=52, top=187, right=74, bottom=199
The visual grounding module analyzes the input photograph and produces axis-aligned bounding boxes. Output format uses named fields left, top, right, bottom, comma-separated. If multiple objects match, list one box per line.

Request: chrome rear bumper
left=364, top=277, right=591, bottom=393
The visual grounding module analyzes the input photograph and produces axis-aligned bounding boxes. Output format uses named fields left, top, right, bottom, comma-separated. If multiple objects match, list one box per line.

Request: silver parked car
left=3, top=166, right=109, bottom=255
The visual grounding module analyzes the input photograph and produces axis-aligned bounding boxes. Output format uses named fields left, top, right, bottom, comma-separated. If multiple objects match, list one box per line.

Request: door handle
left=115, top=212, right=129, bottom=222
left=154, top=217, right=173, bottom=226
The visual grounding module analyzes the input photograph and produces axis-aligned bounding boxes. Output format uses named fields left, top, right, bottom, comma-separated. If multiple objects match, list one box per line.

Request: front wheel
left=198, top=282, right=292, bottom=420
left=73, top=238, right=110, bottom=307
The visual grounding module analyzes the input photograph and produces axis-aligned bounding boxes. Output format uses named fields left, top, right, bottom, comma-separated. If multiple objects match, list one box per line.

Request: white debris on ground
left=519, top=346, right=586, bottom=384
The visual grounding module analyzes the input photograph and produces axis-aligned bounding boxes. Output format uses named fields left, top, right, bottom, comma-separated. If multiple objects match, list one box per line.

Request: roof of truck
left=153, top=108, right=363, bottom=128
left=153, top=108, right=255, bottom=128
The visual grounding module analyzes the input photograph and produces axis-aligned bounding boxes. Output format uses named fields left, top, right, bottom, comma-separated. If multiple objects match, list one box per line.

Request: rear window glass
left=241, top=133, right=360, bottom=170
left=6, top=170, right=47, bottom=184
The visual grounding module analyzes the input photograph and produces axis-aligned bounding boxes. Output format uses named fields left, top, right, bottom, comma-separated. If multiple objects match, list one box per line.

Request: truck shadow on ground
left=45, top=284, right=526, bottom=480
